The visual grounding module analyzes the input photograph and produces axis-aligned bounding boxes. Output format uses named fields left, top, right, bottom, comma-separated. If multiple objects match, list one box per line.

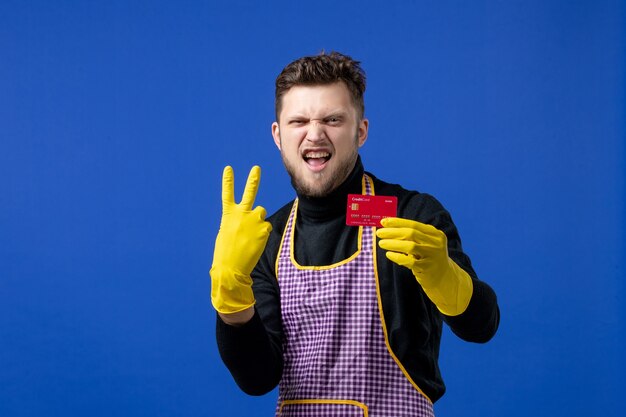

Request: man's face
left=272, top=82, right=368, bottom=198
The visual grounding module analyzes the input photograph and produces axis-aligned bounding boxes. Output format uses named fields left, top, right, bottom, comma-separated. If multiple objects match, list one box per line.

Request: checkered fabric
left=275, top=175, right=434, bottom=417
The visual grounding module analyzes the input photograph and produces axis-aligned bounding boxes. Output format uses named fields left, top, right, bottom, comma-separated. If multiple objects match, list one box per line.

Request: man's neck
left=296, top=157, right=364, bottom=222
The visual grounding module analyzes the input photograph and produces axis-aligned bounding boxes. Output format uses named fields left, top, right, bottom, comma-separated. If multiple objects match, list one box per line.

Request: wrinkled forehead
left=278, top=82, right=358, bottom=120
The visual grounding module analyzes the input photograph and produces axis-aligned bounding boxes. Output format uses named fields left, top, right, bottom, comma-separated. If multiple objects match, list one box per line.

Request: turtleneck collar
left=296, top=156, right=365, bottom=222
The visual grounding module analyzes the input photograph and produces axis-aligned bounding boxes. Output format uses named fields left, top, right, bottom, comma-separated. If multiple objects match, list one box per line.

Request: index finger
left=221, top=166, right=235, bottom=207
left=380, top=217, right=439, bottom=235
left=239, top=165, right=261, bottom=209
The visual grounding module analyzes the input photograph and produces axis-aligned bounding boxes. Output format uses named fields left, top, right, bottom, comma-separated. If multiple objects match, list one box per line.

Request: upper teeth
left=305, top=152, right=330, bottom=158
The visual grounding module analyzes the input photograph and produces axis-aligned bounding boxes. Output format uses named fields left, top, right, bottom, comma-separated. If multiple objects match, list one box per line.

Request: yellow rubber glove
left=376, top=217, right=473, bottom=316
left=210, top=166, right=272, bottom=314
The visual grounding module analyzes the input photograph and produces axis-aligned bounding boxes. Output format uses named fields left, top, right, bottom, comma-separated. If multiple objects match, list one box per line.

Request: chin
left=291, top=174, right=338, bottom=198
left=282, top=152, right=356, bottom=198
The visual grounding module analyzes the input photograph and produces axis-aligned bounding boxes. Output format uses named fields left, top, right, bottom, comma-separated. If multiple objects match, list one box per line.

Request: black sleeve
left=216, top=310, right=282, bottom=395
left=418, top=193, right=500, bottom=343
left=214, top=204, right=291, bottom=395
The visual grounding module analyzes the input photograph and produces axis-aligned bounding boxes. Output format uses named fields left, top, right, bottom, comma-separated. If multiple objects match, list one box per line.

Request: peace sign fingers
left=221, top=165, right=262, bottom=211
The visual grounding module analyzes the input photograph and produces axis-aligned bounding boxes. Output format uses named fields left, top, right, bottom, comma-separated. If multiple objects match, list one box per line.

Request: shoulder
left=259, top=200, right=295, bottom=261
left=267, top=200, right=294, bottom=233
left=366, top=171, right=449, bottom=224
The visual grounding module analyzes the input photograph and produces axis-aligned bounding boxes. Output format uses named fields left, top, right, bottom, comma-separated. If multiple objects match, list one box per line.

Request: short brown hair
left=274, top=51, right=366, bottom=121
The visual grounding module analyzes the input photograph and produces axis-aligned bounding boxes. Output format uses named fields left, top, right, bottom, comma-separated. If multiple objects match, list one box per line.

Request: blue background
left=1, top=1, right=624, bottom=416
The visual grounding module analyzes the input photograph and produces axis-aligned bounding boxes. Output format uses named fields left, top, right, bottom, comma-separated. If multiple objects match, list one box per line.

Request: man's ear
left=358, top=118, right=369, bottom=147
left=272, top=122, right=281, bottom=150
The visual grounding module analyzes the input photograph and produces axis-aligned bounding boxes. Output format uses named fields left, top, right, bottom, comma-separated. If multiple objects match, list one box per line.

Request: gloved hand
left=210, top=166, right=272, bottom=314
left=376, top=217, right=473, bottom=316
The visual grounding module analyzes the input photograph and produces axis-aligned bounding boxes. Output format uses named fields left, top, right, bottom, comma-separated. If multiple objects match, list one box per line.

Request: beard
left=280, top=134, right=360, bottom=198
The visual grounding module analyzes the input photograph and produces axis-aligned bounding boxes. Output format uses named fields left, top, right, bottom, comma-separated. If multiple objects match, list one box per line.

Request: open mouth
left=303, top=151, right=332, bottom=169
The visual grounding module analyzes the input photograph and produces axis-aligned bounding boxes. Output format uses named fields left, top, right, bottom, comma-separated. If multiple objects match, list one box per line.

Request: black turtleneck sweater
left=216, top=157, right=500, bottom=403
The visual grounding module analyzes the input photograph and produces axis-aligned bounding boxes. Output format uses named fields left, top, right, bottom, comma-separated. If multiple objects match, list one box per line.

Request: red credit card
left=346, top=194, right=398, bottom=227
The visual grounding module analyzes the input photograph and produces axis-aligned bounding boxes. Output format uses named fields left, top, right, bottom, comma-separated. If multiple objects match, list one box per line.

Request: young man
left=211, top=52, right=499, bottom=416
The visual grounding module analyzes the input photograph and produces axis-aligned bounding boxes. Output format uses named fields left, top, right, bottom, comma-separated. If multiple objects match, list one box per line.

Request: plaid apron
left=275, top=175, right=434, bottom=417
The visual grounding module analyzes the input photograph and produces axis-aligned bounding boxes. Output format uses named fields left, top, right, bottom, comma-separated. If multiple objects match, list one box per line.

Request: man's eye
left=326, top=117, right=341, bottom=125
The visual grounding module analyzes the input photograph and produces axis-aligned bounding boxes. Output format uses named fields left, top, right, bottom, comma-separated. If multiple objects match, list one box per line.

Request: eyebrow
left=285, top=110, right=350, bottom=119
left=323, top=110, right=349, bottom=118
left=324, top=112, right=347, bottom=119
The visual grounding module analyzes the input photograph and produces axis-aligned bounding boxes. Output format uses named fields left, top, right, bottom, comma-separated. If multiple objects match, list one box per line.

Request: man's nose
left=305, top=121, right=325, bottom=142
